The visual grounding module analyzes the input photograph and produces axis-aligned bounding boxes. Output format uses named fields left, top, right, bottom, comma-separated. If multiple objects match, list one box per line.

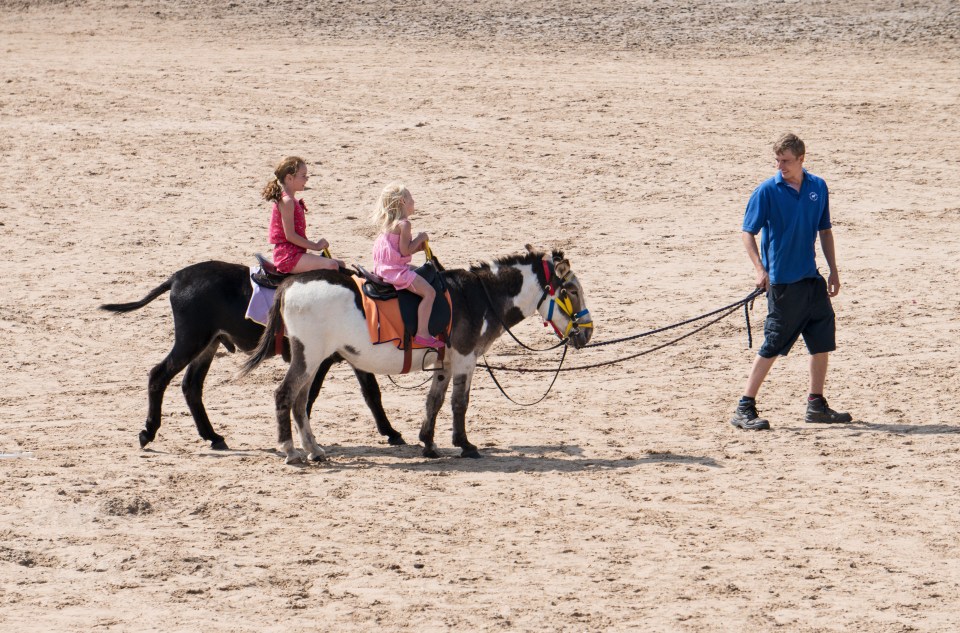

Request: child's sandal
left=413, top=335, right=445, bottom=349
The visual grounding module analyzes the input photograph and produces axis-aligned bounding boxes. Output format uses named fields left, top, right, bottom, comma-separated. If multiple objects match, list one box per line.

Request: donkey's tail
left=99, top=278, right=173, bottom=313
left=240, top=285, right=285, bottom=377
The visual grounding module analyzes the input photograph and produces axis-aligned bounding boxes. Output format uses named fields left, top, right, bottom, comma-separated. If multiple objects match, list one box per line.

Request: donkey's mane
left=468, top=248, right=565, bottom=275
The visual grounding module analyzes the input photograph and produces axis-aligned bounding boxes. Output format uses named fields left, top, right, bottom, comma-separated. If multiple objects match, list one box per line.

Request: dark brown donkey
left=101, top=261, right=404, bottom=450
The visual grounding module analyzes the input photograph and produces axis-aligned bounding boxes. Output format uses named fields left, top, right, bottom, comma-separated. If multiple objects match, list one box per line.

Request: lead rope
left=478, top=288, right=762, bottom=374
left=581, top=288, right=763, bottom=349
left=482, top=342, right=569, bottom=406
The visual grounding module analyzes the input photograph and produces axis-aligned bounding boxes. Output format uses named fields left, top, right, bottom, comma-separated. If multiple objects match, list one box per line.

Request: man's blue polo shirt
left=742, top=169, right=831, bottom=285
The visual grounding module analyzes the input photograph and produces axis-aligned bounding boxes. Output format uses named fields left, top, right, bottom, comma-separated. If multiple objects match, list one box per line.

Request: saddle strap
left=399, top=335, right=446, bottom=374
left=402, top=345, right=412, bottom=374
left=274, top=321, right=285, bottom=357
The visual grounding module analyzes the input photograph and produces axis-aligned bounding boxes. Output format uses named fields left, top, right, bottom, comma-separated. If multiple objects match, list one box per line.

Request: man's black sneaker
left=805, top=397, right=853, bottom=424
left=730, top=402, right=770, bottom=430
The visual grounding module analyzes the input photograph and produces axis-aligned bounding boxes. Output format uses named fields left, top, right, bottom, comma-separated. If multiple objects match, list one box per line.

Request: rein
left=582, top=287, right=762, bottom=349
left=481, top=343, right=569, bottom=406
left=478, top=288, right=762, bottom=377
left=464, top=258, right=584, bottom=405
left=477, top=273, right=568, bottom=352
left=476, top=256, right=594, bottom=353
left=380, top=248, right=763, bottom=405
left=387, top=252, right=575, bottom=402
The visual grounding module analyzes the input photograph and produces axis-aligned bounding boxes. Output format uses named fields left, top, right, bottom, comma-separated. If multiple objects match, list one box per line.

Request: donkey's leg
left=305, top=356, right=335, bottom=419
left=181, top=340, right=229, bottom=450
left=275, top=342, right=310, bottom=463
left=277, top=338, right=329, bottom=464
left=141, top=336, right=209, bottom=448
left=353, top=368, right=405, bottom=446
left=419, top=370, right=451, bottom=458
left=292, top=374, right=326, bottom=463
left=450, top=370, right=481, bottom=459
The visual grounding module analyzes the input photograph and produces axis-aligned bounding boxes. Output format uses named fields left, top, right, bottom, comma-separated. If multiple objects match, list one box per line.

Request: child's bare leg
left=291, top=253, right=339, bottom=273
left=407, top=275, right=436, bottom=339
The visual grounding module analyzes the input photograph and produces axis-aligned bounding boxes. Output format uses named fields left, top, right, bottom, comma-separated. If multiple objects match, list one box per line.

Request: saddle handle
left=423, top=241, right=445, bottom=272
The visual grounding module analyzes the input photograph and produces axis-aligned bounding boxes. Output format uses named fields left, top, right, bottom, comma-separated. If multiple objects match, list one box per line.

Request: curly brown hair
left=261, top=156, right=306, bottom=203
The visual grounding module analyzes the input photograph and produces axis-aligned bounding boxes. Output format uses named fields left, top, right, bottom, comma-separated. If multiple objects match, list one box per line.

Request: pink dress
left=269, top=196, right=308, bottom=274
left=373, top=232, right=418, bottom=290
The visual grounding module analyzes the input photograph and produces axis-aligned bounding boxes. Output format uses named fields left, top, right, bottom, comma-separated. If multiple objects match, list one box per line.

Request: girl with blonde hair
left=370, top=182, right=443, bottom=349
left=262, top=156, right=341, bottom=274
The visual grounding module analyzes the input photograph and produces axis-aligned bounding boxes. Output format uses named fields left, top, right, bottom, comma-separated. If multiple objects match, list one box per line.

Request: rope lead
left=479, top=288, right=764, bottom=375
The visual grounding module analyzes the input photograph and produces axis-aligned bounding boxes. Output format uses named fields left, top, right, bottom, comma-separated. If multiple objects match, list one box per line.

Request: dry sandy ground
left=2, top=1, right=960, bottom=631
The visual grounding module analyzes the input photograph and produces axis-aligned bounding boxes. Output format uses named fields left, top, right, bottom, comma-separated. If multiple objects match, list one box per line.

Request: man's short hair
left=773, top=133, right=805, bottom=157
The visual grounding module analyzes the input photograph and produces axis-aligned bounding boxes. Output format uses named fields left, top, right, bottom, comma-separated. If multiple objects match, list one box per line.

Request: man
left=731, top=133, right=852, bottom=431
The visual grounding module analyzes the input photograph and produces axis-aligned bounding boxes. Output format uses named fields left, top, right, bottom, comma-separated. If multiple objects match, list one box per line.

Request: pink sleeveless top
left=269, top=196, right=309, bottom=273
left=269, top=196, right=307, bottom=245
left=373, top=232, right=418, bottom=290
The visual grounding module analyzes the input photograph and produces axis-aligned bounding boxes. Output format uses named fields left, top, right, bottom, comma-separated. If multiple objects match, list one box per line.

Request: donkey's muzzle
left=569, top=324, right=593, bottom=349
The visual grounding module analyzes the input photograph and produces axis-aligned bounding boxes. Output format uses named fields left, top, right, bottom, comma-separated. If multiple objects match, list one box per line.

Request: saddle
left=353, top=262, right=452, bottom=373
left=353, top=263, right=451, bottom=338
left=251, top=253, right=290, bottom=289
left=353, top=264, right=400, bottom=300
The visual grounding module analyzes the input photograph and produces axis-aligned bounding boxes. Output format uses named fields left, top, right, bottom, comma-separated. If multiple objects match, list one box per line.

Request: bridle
left=536, top=258, right=593, bottom=341
left=473, top=256, right=590, bottom=406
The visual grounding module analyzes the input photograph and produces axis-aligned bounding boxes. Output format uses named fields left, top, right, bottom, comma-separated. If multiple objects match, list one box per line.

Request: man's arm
left=819, top=228, right=841, bottom=296
left=741, top=231, right=768, bottom=291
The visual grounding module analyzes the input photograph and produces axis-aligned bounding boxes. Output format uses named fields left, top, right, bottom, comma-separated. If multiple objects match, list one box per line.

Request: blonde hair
left=261, top=156, right=305, bottom=203
left=371, top=181, right=410, bottom=233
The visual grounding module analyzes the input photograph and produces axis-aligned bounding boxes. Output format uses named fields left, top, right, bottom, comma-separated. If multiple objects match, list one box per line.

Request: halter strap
left=537, top=258, right=556, bottom=310
left=536, top=257, right=591, bottom=339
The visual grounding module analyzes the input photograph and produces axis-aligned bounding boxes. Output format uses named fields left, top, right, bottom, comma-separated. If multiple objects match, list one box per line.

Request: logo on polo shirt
left=809, top=192, right=818, bottom=201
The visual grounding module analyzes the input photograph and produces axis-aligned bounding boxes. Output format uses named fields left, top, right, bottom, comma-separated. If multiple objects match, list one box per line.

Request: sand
left=2, top=1, right=960, bottom=631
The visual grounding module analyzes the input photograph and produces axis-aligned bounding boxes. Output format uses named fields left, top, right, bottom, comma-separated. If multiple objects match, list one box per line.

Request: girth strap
left=274, top=321, right=284, bottom=357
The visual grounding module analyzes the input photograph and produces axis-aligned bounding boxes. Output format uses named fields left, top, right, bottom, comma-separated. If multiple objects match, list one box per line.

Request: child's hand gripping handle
left=322, top=246, right=348, bottom=273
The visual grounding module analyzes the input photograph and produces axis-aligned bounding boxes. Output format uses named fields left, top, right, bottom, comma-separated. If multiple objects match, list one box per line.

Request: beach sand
left=1, top=1, right=959, bottom=630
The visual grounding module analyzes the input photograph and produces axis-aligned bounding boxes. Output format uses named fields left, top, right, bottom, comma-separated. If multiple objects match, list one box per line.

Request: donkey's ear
left=554, top=258, right=572, bottom=280
left=525, top=244, right=537, bottom=254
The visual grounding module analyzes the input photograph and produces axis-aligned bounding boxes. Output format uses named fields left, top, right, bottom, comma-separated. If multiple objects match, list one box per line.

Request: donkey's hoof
left=458, top=448, right=482, bottom=459
left=284, top=450, right=306, bottom=465
left=422, top=446, right=440, bottom=459
left=210, top=439, right=229, bottom=451
left=388, top=435, right=407, bottom=446
left=308, top=450, right=326, bottom=462
left=138, top=431, right=152, bottom=449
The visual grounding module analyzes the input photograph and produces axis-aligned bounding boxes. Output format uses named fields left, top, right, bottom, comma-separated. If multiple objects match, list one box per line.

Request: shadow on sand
left=239, top=442, right=725, bottom=473
left=779, top=420, right=959, bottom=435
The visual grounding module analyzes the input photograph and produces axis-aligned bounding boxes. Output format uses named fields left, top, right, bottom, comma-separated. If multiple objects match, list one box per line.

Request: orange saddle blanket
left=353, top=277, right=452, bottom=351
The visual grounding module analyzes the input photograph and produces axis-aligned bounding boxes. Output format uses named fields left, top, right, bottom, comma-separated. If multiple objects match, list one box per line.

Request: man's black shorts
left=758, top=275, right=836, bottom=358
